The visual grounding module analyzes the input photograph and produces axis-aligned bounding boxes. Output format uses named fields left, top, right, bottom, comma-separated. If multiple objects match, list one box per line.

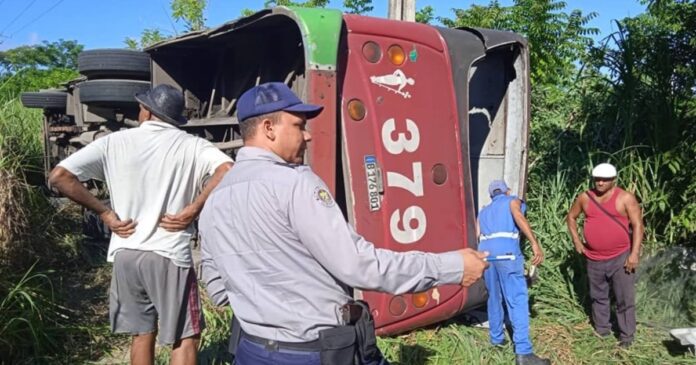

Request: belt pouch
left=353, top=301, right=380, bottom=362
left=228, top=315, right=242, bottom=357
left=318, top=325, right=357, bottom=365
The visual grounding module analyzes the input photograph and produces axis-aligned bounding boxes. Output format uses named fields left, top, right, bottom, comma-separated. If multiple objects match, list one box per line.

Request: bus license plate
left=364, top=155, right=381, bottom=212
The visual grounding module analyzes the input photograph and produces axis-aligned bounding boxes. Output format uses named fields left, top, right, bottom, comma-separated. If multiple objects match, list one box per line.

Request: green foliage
left=416, top=6, right=435, bottom=24
left=586, top=0, right=695, bottom=150
left=440, top=1, right=511, bottom=29
left=0, top=40, right=83, bottom=74
left=441, top=0, right=599, bottom=87
left=125, top=0, right=209, bottom=49
left=240, top=8, right=257, bottom=17
left=343, top=0, right=373, bottom=14
left=0, top=263, right=74, bottom=363
left=265, top=0, right=330, bottom=8
left=124, top=29, right=167, bottom=50
left=0, top=39, right=81, bottom=97
left=171, top=0, right=208, bottom=31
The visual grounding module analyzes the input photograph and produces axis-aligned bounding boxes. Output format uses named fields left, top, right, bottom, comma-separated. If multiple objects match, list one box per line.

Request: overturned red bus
left=24, top=7, right=530, bottom=336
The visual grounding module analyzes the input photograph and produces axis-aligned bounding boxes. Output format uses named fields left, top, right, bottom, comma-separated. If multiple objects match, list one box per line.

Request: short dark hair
left=240, top=111, right=280, bottom=141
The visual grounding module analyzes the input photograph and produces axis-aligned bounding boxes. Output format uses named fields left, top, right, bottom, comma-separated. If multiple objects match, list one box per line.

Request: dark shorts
left=110, top=249, right=204, bottom=345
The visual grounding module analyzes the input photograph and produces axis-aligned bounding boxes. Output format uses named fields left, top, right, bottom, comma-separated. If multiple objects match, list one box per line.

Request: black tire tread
left=20, top=91, right=67, bottom=109
left=77, top=79, right=150, bottom=105
left=78, top=49, right=151, bottom=79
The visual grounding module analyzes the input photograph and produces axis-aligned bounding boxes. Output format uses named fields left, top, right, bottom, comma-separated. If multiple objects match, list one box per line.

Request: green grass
left=144, top=286, right=695, bottom=364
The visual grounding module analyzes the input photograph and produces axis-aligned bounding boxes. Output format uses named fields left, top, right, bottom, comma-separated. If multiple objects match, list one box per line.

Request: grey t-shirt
left=199, top=146, right=463, bottom=342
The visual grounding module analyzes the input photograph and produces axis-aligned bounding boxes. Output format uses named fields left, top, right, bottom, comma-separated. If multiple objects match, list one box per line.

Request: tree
left=344, top=0, right=373, bottom=14
left=416, top=5, right=435, bottom=24
left=171, top=0, right=207, bottom=31
left=124, top=0, right=207, bottom=50
left=440, top=0, right=598, bottom=87
left=125, top=29, right=166, bottom=50
left=0, top=40, right=82, bottom=97
left=0, top=40, right=83, bottom=74
left=264, top=0, right=330, bottom=8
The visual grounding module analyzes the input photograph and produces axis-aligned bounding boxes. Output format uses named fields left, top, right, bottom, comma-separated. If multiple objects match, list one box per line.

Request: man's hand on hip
left=100, top=210, right=137, bottom=238
left=159, top=205, right=197, bottom=232
left=459, top=248, right=489, bottom=287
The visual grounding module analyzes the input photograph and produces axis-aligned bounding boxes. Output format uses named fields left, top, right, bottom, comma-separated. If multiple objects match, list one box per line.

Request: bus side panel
left=306, top=70, right=338, bottom=194
left=340, top=15, right=475, bottom=334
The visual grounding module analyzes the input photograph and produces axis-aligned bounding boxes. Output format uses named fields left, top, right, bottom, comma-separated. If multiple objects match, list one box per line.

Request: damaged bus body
left=27, top=7, right=530, bottom=336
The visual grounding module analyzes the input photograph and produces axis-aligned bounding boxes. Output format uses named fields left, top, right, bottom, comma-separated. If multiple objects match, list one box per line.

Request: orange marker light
left=347, top=99, right=366, bottom=121
left=412, top=292, right=429, bottom=308
left=362, top=41, right=381, bottom=63
left=387, top=45, right=405, bottom=66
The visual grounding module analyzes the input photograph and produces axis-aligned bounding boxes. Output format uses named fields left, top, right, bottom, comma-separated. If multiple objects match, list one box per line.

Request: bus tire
left=78, top=49, right=151, bottom=80
left=77, top=79, right=151, bottom=106
left=20, top=91, right=67, bottom=109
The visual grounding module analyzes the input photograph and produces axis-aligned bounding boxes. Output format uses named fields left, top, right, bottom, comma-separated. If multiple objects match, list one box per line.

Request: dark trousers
left=235, top=337, right=321, bottom=365
left=586, top=250, right=636, bottom=342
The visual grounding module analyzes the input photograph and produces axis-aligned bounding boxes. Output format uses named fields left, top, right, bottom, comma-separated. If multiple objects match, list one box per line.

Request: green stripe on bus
left=281, top=7, right=342, bottom=70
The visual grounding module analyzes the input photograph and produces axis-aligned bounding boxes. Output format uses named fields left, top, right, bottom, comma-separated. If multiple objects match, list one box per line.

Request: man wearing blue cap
left=49, top=84, right=233, bottom=365
left=478, top=180, right=549, bottom=365
left=198, top=82, right=489, bottom=365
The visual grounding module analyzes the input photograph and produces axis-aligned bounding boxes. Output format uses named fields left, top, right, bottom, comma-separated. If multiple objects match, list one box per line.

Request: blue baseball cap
left=488, top=180, right=509, bottom=197
left=237, top=82, right=323, bottom=122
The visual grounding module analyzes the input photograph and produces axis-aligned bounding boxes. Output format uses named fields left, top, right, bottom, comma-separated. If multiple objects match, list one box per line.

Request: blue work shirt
left=478, top=194, right=526, bottom=256
left=199, top=146, right=464, bottom=342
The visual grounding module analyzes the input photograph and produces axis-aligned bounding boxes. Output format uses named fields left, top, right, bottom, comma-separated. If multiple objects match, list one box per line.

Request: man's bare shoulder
left=573, top=190, right=589, bottom=203
left=617, top=187, right=635, bottom=198
left=617, top=187, right=639, bottom=204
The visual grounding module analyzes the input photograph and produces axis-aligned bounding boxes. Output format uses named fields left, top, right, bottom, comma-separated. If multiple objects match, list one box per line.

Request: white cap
left=592, top=163, right=617, bottom=178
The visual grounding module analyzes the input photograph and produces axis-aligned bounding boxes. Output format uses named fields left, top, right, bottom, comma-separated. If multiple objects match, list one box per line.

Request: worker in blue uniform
left=478, top=180, right=550, bottom=365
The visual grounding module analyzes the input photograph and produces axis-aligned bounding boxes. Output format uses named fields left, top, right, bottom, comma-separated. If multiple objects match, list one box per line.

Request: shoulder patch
left=313, top=186, right=335, bottom=207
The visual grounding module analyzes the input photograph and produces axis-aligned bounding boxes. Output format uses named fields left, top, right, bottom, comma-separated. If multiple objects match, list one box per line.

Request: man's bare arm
left=623, top=192, right=643, bottom=272
left=510, top=199, right=544, bottom=266
left=566, top=195, right=585, bottom=254
left=49, top=167, right=136, bottom=238
left=159, top=162, right=233, bottom=231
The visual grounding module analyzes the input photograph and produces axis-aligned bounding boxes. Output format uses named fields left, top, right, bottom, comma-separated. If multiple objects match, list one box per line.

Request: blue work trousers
left=480, top=239, right=533, bottom=355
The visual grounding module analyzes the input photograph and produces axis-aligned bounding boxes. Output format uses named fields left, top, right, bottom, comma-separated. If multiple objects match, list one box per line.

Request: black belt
left=242, top=332, right=322, bottom=352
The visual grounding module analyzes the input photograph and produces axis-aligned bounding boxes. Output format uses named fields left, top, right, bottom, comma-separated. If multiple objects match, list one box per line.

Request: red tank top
left=583, top=188, right=631, bottom=260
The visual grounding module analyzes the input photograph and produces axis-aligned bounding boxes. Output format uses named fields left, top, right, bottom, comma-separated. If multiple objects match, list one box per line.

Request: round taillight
left=362, top=41, right=381, bottom=63
left=347, top=99, right=366, bottom=121
left=412, top=292, right=429, bottom=308
left=389, top=295, right=407, bottom=316
left=387, top=45, right=405, bottom=66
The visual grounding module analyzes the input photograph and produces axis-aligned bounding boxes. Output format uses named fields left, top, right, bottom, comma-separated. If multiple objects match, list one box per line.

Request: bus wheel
left=77, top=79, right=151, bottom=107
left=20, top=91, right=67, bottom=110
left=78, top=49, right=151, bottom=80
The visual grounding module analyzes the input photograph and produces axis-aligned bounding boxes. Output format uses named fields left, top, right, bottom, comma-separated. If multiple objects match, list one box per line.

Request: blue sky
left=0, top=0, right=645, bottom=51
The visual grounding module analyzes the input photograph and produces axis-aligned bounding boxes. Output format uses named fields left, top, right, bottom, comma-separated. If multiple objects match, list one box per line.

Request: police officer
left=199, top=82, right=490, bottom=365
left=478, top=180, right=549, bottom=365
